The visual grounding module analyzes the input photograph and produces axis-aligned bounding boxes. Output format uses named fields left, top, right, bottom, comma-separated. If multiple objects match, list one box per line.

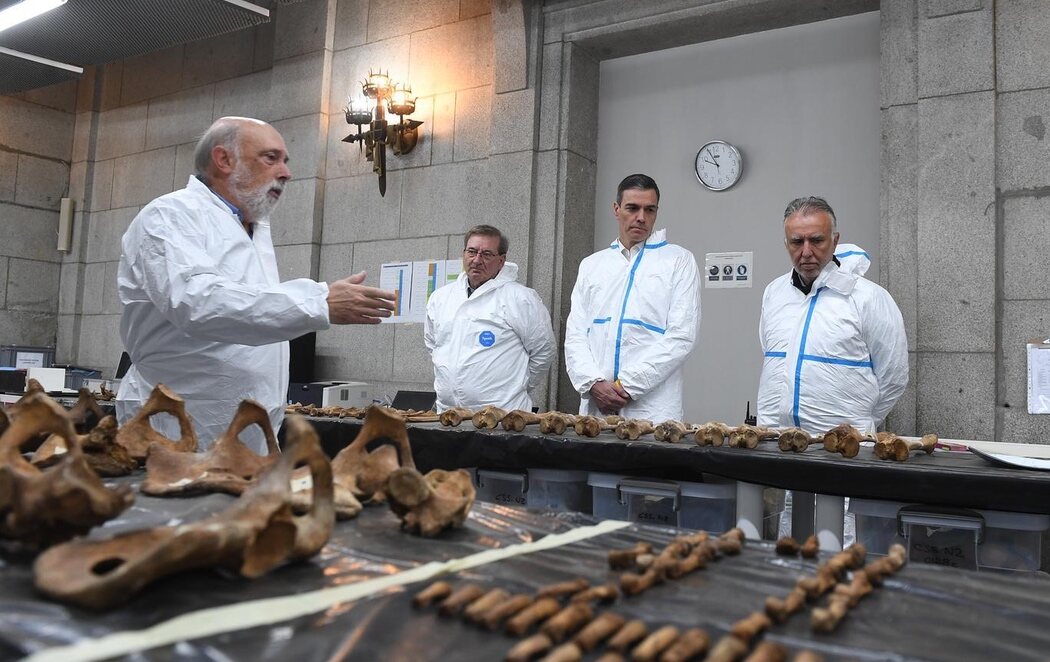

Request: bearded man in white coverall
left=117, top=117, right=396, bottom=454
left=564, top=174, right=701, bottom=423
left=758, top=196, right=908, bottom=436
left=424, top=225, right=556, bottom=413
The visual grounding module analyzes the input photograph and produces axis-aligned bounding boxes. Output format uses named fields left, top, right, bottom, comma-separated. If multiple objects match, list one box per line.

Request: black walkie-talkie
left=744, top=400, right=757, bottom=426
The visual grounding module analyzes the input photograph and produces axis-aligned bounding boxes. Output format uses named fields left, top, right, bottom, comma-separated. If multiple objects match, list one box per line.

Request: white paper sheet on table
left=969, top=446, right=1050, bottom=471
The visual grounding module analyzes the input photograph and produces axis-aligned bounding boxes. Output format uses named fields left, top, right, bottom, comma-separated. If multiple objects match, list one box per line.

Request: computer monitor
left=391, top=390, right=436, bottom=412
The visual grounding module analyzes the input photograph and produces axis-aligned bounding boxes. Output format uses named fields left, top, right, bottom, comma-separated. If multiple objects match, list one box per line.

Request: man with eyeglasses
left=564, top=174, right=701, bottom=423
left=757, top=196, right=907, bottom=435
left=424, top=225, right=556, bottom=413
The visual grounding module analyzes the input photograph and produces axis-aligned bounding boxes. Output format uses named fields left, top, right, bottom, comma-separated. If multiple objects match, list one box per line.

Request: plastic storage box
left=0, top=345, right=54, bottom=369
left=849, top=498, right=1050, bottom=573
left=588, top=473, right=736, bottom=533
left=471, top=468, right=592, bottom=513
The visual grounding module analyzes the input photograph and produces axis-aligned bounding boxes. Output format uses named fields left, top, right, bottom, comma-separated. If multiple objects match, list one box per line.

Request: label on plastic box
left=908, top=526, right=977, bottom=570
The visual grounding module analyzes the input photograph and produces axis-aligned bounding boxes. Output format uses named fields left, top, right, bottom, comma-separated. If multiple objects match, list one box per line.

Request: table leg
left=792, top=490, right=814, bottom=541
left=814, top=493, right=845, bottom=551
left=735, top=481, right=764, bottom=540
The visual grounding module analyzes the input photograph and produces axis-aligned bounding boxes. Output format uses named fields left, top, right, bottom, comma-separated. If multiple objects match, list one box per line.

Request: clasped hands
left=589, top=379, right=631, bottom=415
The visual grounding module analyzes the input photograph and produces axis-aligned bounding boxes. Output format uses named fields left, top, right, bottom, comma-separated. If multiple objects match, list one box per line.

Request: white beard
left=230, top=164, right=283, bottom=222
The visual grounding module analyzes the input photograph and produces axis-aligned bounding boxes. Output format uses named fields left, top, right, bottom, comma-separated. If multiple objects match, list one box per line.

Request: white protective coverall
left=564, top=229, right=701, bottom=423
left=117, top=176, right=330, bottom=453
left=757, top=244, right=908, bottom=436
left=424, top=262, right=556, bottom=413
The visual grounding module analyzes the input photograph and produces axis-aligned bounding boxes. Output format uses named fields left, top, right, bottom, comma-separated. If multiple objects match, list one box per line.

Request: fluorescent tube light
left=0, top=0, right=66, bottom=33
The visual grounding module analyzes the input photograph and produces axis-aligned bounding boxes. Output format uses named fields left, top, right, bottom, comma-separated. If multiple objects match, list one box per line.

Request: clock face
left=694, top=141, right=742, bottom=191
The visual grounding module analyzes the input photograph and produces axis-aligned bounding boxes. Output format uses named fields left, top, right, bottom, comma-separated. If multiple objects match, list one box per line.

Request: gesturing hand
left=326, top=271, right=397, bottom=324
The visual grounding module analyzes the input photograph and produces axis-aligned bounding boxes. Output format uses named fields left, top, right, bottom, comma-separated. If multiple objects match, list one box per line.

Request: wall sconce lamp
left=343, top=69, right=423, bottom=197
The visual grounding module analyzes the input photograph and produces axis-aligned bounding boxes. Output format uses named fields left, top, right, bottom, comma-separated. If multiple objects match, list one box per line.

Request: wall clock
left=694, top=140, right=743, bottom=191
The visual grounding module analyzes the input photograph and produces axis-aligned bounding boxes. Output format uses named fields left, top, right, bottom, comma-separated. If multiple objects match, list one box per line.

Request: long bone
left=114, top=383, right=198, bottom=464
left=472, top=405, right=507, bottom=429
left=140, top=399, right=280, bottom=497
left=778, top=428, right=817, bottom=453
left=33, top=414, right=334, bottom=609
left=822, top=423, right=863, bottom=458
left=439, top=407, right=473, bottom=427
left=653, top=420, right=691, bottom=443
left=574, top=415, right=621, bottom=437
left=694, top=421, right=730, bottom=446
left=0, top=393, right=133, bottom=548
left=614, top=418, right=654, bottom=441
left=728, top=424, right=779, bottom=449
left=539, top=411, right=576, bottom=435
left=502, top=409, right=543, bottom=432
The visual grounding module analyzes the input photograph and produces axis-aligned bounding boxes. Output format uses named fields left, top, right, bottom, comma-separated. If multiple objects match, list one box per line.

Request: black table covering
left=305, top=418, right=1050, bottom=516
left=2, top=476, right=1049, bottom=661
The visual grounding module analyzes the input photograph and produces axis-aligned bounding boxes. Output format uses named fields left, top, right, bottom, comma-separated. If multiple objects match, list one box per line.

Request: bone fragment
left=439, top=407, right=473, bottom=427
left=1, top=393, right=132, bottom=549
left=775, top=536, right=800, bottom=555
left=438, top=584, right=486, bottom=617
left=386, top=467, right=474, bottom=537
left=412, top=581, right=452, bottom=607
left=482, top=593, right=534, bottom=630
left=743, top=641, right=788, bottom=662
left=822, top=423, right=862, bottom=458
left=537, top=577, right=590, bottom=598
left=694, top=421, right=730, bottom=446
left=141, top=399, right=279, bottom=497
left=659, top=628, right=710, bottom=662
left=704, top=636, right=748, bottom=662
left=503, top=409, right=543, bottom=432
left=114, top=383, right=198, bottom=463
left=606, top=619, right=649, bottom=653
left=630, top=625, right=678, bottom=662
left=31, top=415, right=135, bottom=477
left=765, top=586, right=807, bottom=623
left=778, top=428, right=815, bottom=453
left=542, top=602, right=593, bottom=642
left=506, top=633, right=553, bottom=662
left=464, top=587, right=512, bottom=623
left=801, top=534, right=820, bottom=558
left=33, top=415, right=333, bottom=608
left=729, top=424, right=778, bottom=449
left=608, top=542, right=653, bottom=570
left=573, top=611, right=626, bottom=651
left=653, top=420, right=691, bottom=443
left=505, top=596, right=562, bottom=636
left=68, top=388, right=107, bottom=434
left=729, top=612, right=771, bottom=644
left=473, top=406, right=507, bottom=429
left=615, top=418, right=654, bottom=441
left=886, top=434, right=938, bottom=461
left=571, top=583, right=620, bottom=604
left=541, top=642, right=583, bottom=662
left=574, top=415, right=616, bottom=437
left=539, top=412, right=576, bottom=435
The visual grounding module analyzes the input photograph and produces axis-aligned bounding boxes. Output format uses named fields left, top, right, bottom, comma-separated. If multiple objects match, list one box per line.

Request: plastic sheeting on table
left=3, top=474, right=1050, bottom=661
left=305, top=418, right=1050, bottom=515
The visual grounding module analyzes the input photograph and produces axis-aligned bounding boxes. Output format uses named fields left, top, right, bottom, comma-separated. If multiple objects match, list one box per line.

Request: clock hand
left=703, top=156, right=718, bottom=168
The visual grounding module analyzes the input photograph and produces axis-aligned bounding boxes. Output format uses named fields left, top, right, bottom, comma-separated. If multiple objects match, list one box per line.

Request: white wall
left=594, top=12, right=880, bottom=424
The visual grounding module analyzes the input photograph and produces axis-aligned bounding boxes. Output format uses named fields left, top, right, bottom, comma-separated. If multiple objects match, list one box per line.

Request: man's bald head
left=193, top=117, right=269, bottom=178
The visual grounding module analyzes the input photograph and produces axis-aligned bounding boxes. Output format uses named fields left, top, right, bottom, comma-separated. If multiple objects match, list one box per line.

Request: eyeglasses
left=463, top=248, right=501, bottom=260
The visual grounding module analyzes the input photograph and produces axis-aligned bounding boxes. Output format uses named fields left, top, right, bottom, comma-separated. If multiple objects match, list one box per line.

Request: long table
left=5, top=479, right=1050, bottom=661
left=305, top=418, right=1050, bottom=549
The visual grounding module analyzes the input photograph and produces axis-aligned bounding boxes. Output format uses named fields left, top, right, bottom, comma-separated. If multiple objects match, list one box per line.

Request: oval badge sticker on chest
left=478, top=330, right=496, bottom=347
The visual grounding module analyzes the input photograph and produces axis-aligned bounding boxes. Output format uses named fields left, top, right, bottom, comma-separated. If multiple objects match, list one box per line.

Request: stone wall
left=880, top=0, right=1050, bottom=442
left=0, top=83, right=75, bottom=353
left=6, top=0, right=1050, bottom=442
